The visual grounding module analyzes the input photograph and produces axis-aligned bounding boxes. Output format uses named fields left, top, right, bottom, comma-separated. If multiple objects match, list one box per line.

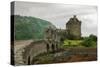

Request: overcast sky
left=14, top=1, right=97, bottom=36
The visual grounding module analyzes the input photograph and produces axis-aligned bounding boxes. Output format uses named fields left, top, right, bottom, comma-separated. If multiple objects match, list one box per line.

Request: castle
left=45, top=15, right=81, bottom=52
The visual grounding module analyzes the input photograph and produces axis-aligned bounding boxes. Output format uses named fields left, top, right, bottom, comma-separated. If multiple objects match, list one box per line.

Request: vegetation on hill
left=14, top=15, right=56, bottom=40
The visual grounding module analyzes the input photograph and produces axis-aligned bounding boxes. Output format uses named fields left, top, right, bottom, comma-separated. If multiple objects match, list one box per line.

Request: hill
left=13, top=15, right=56, bottom=40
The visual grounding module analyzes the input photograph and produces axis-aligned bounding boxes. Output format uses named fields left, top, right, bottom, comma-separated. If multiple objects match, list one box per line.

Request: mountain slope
left=13, top=15, right=56, bottom=40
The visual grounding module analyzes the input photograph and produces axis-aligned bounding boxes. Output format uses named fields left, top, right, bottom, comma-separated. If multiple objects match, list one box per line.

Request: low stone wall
left=23, top=40, right=47, bottom=65
left=14, top=40, right=33, bottom=65
left=14, top=39, right=58, bottom=65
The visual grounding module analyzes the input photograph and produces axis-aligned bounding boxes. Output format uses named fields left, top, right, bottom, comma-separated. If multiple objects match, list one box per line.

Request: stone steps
left=15, top=47, right=25, bottom=65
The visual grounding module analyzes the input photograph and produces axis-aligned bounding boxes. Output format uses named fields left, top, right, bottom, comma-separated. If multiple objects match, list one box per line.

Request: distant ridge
left=12, top=15, right=56, bottom=40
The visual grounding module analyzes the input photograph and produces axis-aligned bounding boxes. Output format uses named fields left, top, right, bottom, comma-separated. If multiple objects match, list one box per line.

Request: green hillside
left=14, top=15, right=56, bottom=40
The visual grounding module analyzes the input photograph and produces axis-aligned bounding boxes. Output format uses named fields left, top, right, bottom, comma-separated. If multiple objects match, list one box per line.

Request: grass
left=62, top=39, right=83, bottom=47
left=61, top=39, right=97, bottom=48
left=32, top=52, right=54, bottom=64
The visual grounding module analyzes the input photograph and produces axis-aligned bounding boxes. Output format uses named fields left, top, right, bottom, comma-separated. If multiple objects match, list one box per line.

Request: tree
left=89, top=34, right=97, bottom=41
left=81, top=34, right=97, bottom=47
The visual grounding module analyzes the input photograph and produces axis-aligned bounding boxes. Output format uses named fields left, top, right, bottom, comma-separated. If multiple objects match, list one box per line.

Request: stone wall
left=45, top=27, right=61, bottom=52
left=23, top=40, right=47, bottom=65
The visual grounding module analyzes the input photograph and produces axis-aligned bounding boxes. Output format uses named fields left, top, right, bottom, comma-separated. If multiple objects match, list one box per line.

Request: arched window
left=46, top=44, right=49, bottom=52
left=51, top=44, right=55, bottom=52
left=28, top=56, right=30, bottom=65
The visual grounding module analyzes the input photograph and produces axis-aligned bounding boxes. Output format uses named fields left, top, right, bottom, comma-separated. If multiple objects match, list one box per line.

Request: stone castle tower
left=66, top=15, right=81, bottom=39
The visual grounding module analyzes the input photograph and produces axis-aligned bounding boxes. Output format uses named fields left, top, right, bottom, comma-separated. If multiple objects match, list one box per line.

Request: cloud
left=14, top=1, right=97, bottom=36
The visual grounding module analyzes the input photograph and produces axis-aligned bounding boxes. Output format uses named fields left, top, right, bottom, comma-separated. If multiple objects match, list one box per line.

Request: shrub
left=81, top=34, right=97, bottom=47
left=89, top=34, right=97, bottom=41
left=81, top=38, right=92, bottom=47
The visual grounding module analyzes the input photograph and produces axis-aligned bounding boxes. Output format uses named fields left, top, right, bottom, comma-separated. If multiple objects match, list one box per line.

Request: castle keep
left=66, top=15, right=81, bottom=39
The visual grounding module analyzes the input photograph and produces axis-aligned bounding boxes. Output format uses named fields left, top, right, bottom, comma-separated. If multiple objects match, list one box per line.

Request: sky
left=14, top=1, right=98, bottom=36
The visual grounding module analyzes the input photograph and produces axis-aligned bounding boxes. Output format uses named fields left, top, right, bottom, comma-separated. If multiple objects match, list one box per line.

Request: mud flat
left=31, top=47, right=97, bottom=64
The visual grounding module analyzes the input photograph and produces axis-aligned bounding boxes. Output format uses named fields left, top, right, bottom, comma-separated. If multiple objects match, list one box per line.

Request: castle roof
left=66, top=15, right=81, bottom=25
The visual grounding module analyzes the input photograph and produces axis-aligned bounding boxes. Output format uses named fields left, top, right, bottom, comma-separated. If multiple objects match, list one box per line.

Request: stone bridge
left=14, top=39, right=55, bottom=65
left=23, top=40, right=47, bottom=65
